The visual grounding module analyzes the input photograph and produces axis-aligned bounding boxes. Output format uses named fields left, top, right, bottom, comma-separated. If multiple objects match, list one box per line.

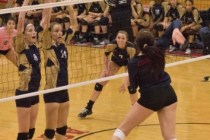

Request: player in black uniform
left=77, top=1, right=106, bottom=44
left=70, top=3, right=87, bottom=43
left=150, top=0, right=165, bottom=37
left=41, top=1, right=70, bottom=139
left=78, top=30, right=137, bottom=118
left=14, top=0, right=41, bottom=139
left=108, top=0, right=134, bottom=42
left=111, top=20, right=185, bottom=140
left=155, top=0, right=183, bottom=36
left=180, top=0, right=202, bottom=54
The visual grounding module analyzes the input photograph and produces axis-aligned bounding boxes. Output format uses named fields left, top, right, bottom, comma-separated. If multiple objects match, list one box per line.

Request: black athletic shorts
left=138, top=84, right=177, bottom=111
left=15, top=89, right=39, bottom=108
left=0, top=49, right=10, bottom=55
left=43, top=89, right=69, bottom=103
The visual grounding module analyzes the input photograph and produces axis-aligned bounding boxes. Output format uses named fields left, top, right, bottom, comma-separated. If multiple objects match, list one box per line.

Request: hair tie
left=143, top=44, right=147, bottom=49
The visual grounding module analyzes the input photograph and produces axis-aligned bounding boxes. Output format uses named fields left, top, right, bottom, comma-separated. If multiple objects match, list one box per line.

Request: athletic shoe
left=92, top=39, right=101, bottom=45
left=185, top=48, right=191, bottom=54
left=78, top=108, right=93, bottom=118
left=99, top=39, right=109, bottom=45
left=169, top=45, right=178, bottom=53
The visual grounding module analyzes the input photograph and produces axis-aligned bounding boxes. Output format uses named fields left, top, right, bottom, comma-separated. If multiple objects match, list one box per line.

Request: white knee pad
left=113, top=129, right=126, bottom=140
left=169, top=138, right=177, bottom=140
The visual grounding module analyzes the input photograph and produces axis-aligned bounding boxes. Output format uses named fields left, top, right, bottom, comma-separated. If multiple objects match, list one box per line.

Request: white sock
left=113, top=129, right=126, bottom=140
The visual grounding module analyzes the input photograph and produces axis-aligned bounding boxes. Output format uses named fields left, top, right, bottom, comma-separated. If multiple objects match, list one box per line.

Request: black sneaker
left=78, top=108, right=93, bottom=118
left=79, top=38, right=88, bottom=44
left=92, top=39, right=101, bottom=45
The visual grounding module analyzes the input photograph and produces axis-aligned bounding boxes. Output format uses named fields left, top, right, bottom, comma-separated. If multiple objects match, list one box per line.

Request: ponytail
left=135, top=30, right=165, bottom=77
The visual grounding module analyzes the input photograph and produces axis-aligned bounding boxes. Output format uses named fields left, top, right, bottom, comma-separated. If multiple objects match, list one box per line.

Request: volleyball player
left=14, top=0, right=41, bottom=139
left=111, top=20, right=185, bottom=140
left=0, top=17, right=18, bottom=66
left=41, top=1, right=70, bottom=139
left=78, top=30, right=138, bottom=119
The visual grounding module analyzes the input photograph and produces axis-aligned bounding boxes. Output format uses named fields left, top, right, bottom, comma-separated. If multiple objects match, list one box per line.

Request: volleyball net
left=0, top=0, right=210, bottom=103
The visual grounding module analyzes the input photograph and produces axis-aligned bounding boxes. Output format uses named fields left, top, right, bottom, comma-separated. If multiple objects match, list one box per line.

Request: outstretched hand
left=119, top=83, right=127, bottom=94
left=172, top=28, right=185, bottom=45
left=119, top=78, right=129, bottom=94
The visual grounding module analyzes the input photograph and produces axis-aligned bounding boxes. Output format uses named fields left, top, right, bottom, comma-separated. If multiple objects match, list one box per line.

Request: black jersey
left=181, top=7, right=202, bottom=24
left=23, top=45, right=41, bottom=90
left=15, top=34, right=41, bottom=91
left=89, top=2, right=103, bottom=13
left=42, top=29, right=69, bottom=89
left=151, top=3, right=165, bottom=22
left=109, top=0, right=132, bottom=15
left=105, top=40, right=136, bottom=67
left=53, top=6, right=67, bottom=13
left=128, top=55, right=171, bottom=90
left=52, top=43, right=68, bottom=87
left=166, top=4, right=182, bottom=21
left=73, top=4, right=86, bottom=15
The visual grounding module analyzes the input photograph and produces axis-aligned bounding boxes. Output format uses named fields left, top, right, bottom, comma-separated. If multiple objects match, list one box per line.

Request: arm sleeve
left=128, top=61, right=138, bottom=92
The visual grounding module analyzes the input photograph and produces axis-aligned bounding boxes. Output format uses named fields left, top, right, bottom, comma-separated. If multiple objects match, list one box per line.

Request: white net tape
left=0, top=0, right=102, bottom=14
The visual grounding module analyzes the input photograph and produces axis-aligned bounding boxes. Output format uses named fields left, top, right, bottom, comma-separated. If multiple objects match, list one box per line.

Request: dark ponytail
left=135, top=30, right=165, bottom=77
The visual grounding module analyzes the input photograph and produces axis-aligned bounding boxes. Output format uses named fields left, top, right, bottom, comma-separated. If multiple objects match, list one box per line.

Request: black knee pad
left=56, top=18, right=63, bottom=24
left=80, top=19, right=88, bottom=25
left=64, top=28, right=73, bottom=41
left=63, top=16, right=70, bottom=22
left=28, top=128, right=35, bottom=139
left=128, top=86, right=136, bottom=94
left=92, top=20, right=100, bottom=26
left=17, top=132, right=28, bottom=140
left=77, top=18, right=82, bottom=24
left=94, top=83, right=103, bottom=91
left=44, top=129, right=55, bottom=139
left=66, top=28, right=73, bottom=34
left=100, top=16, right=109, bottom=26
left=56, top=125, right=67, bottom=136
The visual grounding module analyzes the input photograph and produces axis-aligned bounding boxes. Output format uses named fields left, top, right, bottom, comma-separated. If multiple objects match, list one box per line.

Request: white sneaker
left=169, top=45, right=176, bottom=52
left=185, top=48, right=191, bottom=54
left=99, top=39, right=109, bottom=45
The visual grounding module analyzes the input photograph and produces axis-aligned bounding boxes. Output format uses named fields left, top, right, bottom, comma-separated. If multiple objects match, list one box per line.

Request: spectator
left=180, top=0, right=202, bottom=54
left=107, top=0, right=134, bottom=42
left=199, top=21, right=210, bottom=54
